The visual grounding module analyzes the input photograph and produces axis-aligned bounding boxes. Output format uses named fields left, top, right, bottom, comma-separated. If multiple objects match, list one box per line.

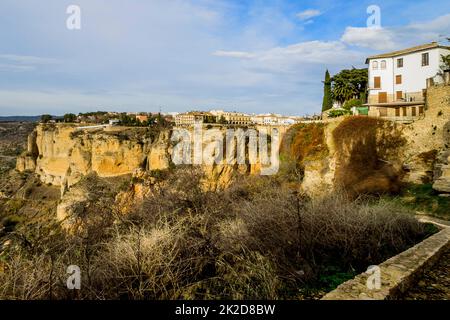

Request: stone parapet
left=322, top=224, right=450, bottom=300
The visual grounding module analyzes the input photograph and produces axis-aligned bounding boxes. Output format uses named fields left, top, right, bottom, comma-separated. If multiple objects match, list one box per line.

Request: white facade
left=367, top=42, right=450, bottom=104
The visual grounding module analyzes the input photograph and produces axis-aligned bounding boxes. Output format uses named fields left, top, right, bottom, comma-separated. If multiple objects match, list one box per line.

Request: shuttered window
left=396, top=91, right=403, bottom=100
left=378, top=92, right=387, bottom=103
left=396, top=75, right=402, bottom=84
left=374, top=77, right=381, bottom=89
left=422, top=53, right=429, bottom=66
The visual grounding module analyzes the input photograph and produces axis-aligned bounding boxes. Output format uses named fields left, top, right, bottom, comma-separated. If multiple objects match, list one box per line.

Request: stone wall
left=402, top=83, right=450, bottom=187
left=322, top=222, right=450, bottom=300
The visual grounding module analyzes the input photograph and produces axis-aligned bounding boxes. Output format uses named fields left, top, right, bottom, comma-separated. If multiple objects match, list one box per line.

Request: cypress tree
left=322, top=69, right=332, bottom=112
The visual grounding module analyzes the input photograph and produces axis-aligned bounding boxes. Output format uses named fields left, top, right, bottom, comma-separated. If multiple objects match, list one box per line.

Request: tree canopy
left=40, top=114, right=53, bottom=123
left=63, top=113, right=77, bottom=123
left=322, top=70, right=333, bottom=112
left=331, top=68, right=368, bottom=104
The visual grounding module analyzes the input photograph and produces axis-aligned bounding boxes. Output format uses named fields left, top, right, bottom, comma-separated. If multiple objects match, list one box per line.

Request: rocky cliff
left=16, top=124, right=280, bottom=196
left=17, top=82, right=450, bottom=204
left=17, top=125, right=171, bottom=191
left=283, top=83, right=450, bottom=196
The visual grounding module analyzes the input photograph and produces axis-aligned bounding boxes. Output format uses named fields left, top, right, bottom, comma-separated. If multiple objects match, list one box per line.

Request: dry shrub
left=0, top=231, right=80, bottom=300
left=278, top=123, right=328, bottom=183
left=332, top=116, right=406, bottom=196
left=281, top=123, right=328, bottom=164
left=95, top=223, right=193, bottom=300
left=0, top=169, right=431, bottom=300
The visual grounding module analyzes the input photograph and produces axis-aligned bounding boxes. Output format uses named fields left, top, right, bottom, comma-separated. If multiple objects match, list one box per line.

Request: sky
left=0, top=0, right=449, bottom=116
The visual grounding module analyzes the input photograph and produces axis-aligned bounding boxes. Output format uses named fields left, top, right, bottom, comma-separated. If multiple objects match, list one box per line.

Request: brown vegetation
left=0, top=168, right=431, bottom=300
left=279, top=123, right=329, bottom=182
left=332, top=116, right=407, bottom=196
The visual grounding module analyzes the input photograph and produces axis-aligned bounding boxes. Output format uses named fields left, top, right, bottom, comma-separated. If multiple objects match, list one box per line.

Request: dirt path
left=403, top=248, right=450, bottom=300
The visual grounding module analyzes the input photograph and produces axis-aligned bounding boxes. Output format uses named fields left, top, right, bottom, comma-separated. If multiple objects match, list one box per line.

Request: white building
left=251, top=113, right=297, bottom=126
left=366, top=42, right=450, bottom=122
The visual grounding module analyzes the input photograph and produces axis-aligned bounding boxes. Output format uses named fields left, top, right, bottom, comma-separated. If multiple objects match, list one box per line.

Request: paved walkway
left=402, top=215, right=450, bottom=300
left=403, top=248, right=450, bottom=300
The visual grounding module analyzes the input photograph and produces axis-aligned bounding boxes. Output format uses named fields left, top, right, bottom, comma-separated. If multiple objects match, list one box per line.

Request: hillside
left=0, top=82, right=448, bottom=300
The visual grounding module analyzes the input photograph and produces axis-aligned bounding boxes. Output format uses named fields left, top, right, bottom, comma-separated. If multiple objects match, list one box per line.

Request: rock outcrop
left=16, top=82, right=450, bottom=201
left=433, top=150, right=450, bottom=193
left=17, top=124, right=278, bottom=196
left=17, top=125, right=172, bottom=190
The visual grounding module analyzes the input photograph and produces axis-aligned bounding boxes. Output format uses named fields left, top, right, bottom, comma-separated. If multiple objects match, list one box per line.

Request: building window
left=380, top=60, right=386, bottom=69
left=395, top=107, right=400, bottom=117
left=397, top=58, right=403, bottom=68
left=412, top=107, right=417, bottom=116
left=421, top=53, right=429, bottom=66
left=372, top=61, right=378, bottom=70
left=402, top=107, right=407, bottom=116
left=395, top=75, right=402, bottom=84
left=378, top=92, right=387, bottom=103
left=419, top=106, right=424, bottom=115
left=396, top=91, right=403, bottom=100
left=374, top=76, right=381, bottom=89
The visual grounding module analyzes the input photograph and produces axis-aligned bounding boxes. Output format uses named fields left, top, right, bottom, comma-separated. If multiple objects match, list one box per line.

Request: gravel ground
left=403, top=249, right=450, bottom=300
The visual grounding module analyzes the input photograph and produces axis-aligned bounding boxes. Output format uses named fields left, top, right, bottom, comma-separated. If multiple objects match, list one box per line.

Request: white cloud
left=213, top=50, right=256, bottom=59
left=0, top=54, right=59, bottom=73
left=296, top=9, right=321, bottom=21
left=341, top=14, right=450, bottom=51
left=0, top=54, right=58, bottom=65
left=213, top=40, right=362, bottom=75
left=340, top=27, right=396, bottom=51
left=0, top=64, right=35, bottom=72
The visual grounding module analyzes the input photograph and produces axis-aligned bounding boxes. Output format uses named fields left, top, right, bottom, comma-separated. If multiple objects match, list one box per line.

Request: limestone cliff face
left=402, top=84, right=450, bottom=186
left=16, top=124, right=274, bottom=194
left=17, top=125, right=171, bottom=190
left=18, top=82, right=449, bottom=204
left=290, top=84, right=450, bottom=196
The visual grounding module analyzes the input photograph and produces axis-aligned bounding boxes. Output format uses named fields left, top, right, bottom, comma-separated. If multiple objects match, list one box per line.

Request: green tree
left=331, top=68, right=368, bottom=104
left=218, top=116, right=227, bottom=124
left=63, top=113, right=77, bottom=123
left=343, top=98, right=363, bottom=110
left=40, top=114, right=53, bottom=123
left=438, top=37, right=450, bottom=77
left=322, top=70, right=333, bottom=112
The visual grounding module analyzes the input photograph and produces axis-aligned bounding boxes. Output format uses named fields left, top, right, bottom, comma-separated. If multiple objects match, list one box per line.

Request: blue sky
left=0, top=0, right=449, bottom=116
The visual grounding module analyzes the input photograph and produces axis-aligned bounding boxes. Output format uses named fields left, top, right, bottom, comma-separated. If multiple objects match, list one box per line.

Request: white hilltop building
left=365, top=41, right=450, bottom=122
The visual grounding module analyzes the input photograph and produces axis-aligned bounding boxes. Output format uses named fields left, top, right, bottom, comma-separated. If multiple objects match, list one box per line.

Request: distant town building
left=223, top=112, right=252, bottom=125
left=365, top=42, right=450, bottom=122
left=175, top=110, right=299, bottom=127
left=251, top=114, right=297, bottom=126
left=175, top=111, right=215, bottom=126
left=136, top=115, right=149, bottom=123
